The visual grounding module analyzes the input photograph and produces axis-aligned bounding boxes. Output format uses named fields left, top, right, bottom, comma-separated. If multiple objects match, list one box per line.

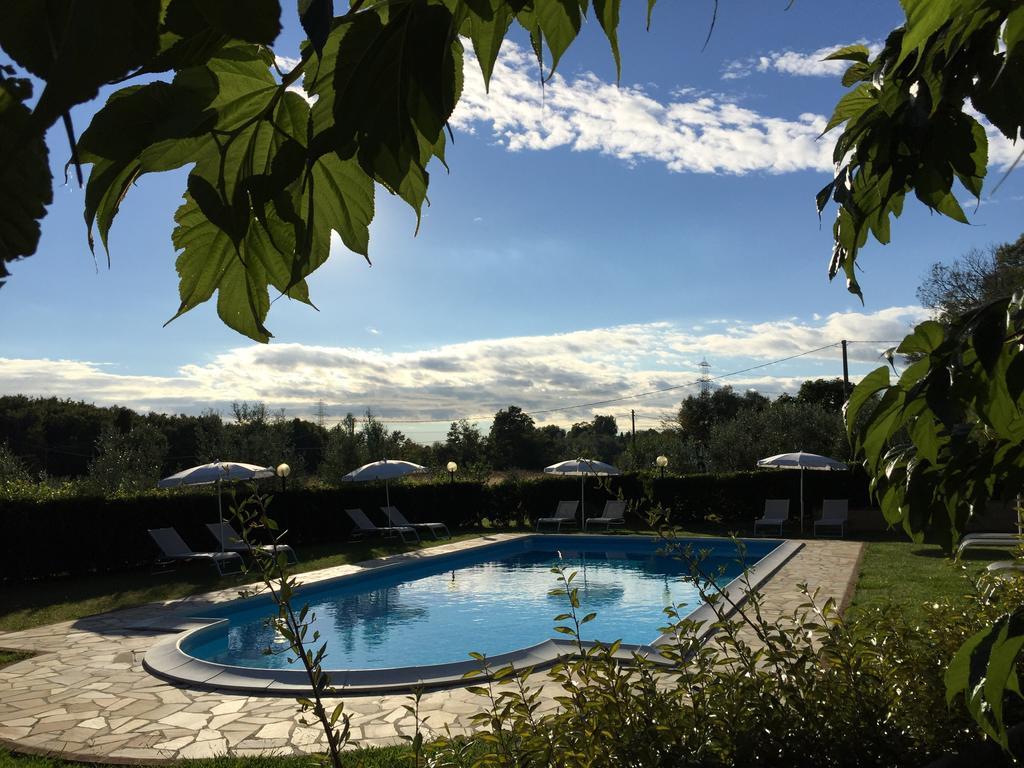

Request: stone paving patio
left=0, top=535, right=863, bottom=763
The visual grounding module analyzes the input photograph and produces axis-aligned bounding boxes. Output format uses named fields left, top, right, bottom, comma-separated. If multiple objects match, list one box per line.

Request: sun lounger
left=148, top=527, right=244, bottom=576
left=206, top=522, right=298, bottom=564
left=536, top=500, right=580, bottom=532
left=814, top=499, right=848, bottom=538
left=955, top=532, right=1023, bottom=558
left=586, top=500, right=627, bottom=530
left=381, top=506, right=450, bottom=539
left=345, top=508, right=419, bottom=543
left=754, top=499, right=789, bottom=536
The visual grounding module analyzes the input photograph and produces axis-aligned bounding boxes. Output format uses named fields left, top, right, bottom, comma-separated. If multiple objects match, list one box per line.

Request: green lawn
left=0, top=649, right=33, bottom=668
left=0, top=530, right=513, bottom=632
left=849, top=540, right=1003, bottom=622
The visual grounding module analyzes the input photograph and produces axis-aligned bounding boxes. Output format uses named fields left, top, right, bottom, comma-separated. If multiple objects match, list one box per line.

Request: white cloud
left=274, top=54, right=302, bottom=72
left=722, top=42, right=883, bottom=80
left=450, top=40, right=835, bottom=175
left=0, top=306, right=926, bottom=432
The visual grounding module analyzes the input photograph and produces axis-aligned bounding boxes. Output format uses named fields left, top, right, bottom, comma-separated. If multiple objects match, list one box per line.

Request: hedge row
left=1, top=469, right=868, bottom=581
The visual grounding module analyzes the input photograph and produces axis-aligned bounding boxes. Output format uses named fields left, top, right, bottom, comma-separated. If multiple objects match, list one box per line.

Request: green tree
left=359, top=409, right=406, bottom=461
left=671, top=387, right=769, bottom=471
left=87, top=422, right=168, bottom=494
left=444, top=418, right=487, bottom=468
left=201, top=401, right=302, bottom=472
left=707, top=401, right=847, bottom=473
left=319, top=413, right=362, bottom=480
left=488, top=405, right=540, bottom=470
left=917, top=234, right=1024, bottom=324
left=535, top=423, right=568, bottom=466
left=566, top=415, right=622, bottom=464
left=796, top=378, right=849, bottom=413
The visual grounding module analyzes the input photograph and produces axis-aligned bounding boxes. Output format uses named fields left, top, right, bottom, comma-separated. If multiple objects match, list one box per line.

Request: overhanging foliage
left=0, top=0, right=649, bottom=340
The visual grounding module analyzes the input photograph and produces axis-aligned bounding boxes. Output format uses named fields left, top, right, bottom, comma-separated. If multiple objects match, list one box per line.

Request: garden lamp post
left=276, top=462, right=291, bottom=492
left=447, top=461, right=458, bottom=483
left=656, top=455, right=668, bottom=479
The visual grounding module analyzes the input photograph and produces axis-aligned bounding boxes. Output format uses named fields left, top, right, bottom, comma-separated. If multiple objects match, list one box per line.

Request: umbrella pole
left=800, top=469, right=805, bottom=534
left=385, top=480, right=392, bottom=524
left=581, top=474, right=586, bottom=531
left=217, top=477, right=224, bottom=553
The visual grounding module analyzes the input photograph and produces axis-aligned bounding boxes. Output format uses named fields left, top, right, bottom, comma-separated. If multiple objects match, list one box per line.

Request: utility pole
left=631, top=409, right=636, bottom=454
left=841, top=340, right=850, bottom=398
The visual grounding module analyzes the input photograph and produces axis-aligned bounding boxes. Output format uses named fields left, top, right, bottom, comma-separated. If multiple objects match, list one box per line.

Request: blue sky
left=2, top=1, right=1023, bottom=443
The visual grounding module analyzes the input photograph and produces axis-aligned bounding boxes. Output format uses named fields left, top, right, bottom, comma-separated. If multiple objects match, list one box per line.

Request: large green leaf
left=593, top=0, right=622, bottom=80
left=328, top=2, right=461, bottom=218
left=533, top=0, right=582, bottom=77
left=822, top=84, right=875, bottom=135
left=170, top=188, right=306, bottom=342
left=0, top=0, right=161, bottom=132
left=464, top=0, right=515, bottom=90
left=78, top=76, right=218, bottom=251
left=946, top=609, right=1024, bottom=748
left=0, top=70, right=52, bottom=284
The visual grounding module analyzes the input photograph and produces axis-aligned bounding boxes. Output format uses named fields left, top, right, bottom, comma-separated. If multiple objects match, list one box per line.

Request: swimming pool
left=145, top=534, right=798, bottom=693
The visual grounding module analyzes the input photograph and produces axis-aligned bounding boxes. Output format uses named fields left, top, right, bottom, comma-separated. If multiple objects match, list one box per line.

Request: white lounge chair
left=345, top=508, right=419, bottom=543
left=955, top=532, right=1023, bottom=559
left=381, top=506, right=450, bottom=539
left=148, top=527, right=244, bottom=576
left=586, top=500, right=627, bottom=530
left=754, top=499, right=789, bottom=536
left=536, top=500, right=580, bottom=532
left=814, top=499, right=848, bottom=538
left=206, top=522, right=298, bottom=564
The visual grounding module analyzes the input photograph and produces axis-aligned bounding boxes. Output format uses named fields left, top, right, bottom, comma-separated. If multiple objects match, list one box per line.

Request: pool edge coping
left=143, top=534, right=802, bottom=694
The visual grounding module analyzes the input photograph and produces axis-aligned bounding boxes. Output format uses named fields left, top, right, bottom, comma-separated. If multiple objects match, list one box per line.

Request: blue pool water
left=186, top=536, right=779, bottom=670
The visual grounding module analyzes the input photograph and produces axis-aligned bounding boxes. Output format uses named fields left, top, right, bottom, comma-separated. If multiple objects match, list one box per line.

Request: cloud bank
left=722, top=42, right=884, bottom=80
left=450, top=41, right=835, bottom=175
left=451, top=40, right=1021, bottom=177
left=1, top=306, right=927, bottom=432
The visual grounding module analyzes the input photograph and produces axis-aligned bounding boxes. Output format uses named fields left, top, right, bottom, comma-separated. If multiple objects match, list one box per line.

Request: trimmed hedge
left=1, top=469, right=867, bottom=581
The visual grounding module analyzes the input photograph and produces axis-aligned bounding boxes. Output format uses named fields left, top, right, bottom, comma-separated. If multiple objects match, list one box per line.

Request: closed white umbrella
left=341, top=460, right=428, bottom=524
left=158, top=461, right=275, bottom=551
left=756, top=452, right=847, bottom=533
left=543, top=458, right=621, bottom=530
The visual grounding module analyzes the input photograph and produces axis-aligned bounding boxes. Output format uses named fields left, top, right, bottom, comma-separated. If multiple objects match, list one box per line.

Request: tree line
left=0, top=377, right=851, bottom=496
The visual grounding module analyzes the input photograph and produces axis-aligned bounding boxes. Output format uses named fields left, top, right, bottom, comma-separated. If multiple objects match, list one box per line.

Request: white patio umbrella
left=341, top=460, right=428, bottom=525
left=543, top=458, right=621, bottom=530
left=756, top=452, right=847, bottom=533
left=157, top=461, right=275, bottom=551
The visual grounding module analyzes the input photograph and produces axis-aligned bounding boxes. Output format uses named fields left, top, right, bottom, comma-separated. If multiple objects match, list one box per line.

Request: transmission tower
left=315, top=399, right=328, bottom=428
left=698, top=359, right=713, bottom=397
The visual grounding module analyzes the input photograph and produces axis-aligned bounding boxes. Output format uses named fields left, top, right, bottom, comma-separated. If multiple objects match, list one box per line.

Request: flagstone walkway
left=0, top=536, right=863, bottom=763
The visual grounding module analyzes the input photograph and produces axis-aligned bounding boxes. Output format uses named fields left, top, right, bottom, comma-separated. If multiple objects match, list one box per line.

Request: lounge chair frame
left=586, top=499, right=627, bottom=531
left=206, top=522, right=298, bottom=564
left=813, top=499, right=848, bottom=538
left=536, top=501, right=580, bottom=533
left=345, top=508, right=419, bottom=543
left=955, top=532, right=1023, bottom=559
left=381, top=506, right=451, bottom=539
left=148, top=527, right=244, bottom=576
left=753, top=499, right=789, bottom=536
